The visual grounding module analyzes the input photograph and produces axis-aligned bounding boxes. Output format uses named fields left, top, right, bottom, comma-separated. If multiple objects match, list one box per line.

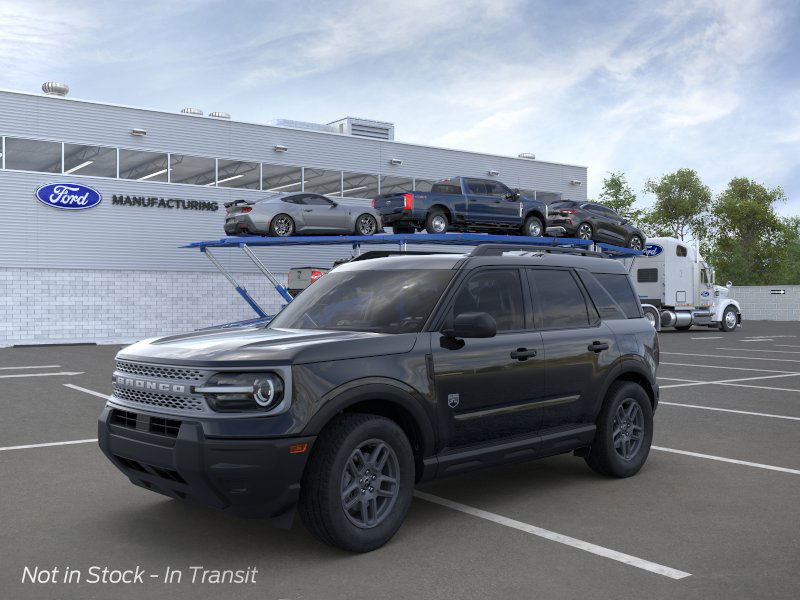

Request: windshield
left=268, top=269, right=455, bottom=333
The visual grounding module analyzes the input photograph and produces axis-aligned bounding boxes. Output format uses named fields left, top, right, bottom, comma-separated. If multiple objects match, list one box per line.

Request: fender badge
left=448, top=393, right=460, bottom=409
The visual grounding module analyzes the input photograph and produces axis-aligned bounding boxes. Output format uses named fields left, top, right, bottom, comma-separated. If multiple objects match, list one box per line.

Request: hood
left=714, top=285, right=730, bottom=299
left=117, top=325, right=418, bottom=367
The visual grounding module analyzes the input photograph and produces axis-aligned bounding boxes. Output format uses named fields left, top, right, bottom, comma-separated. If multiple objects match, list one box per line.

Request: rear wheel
left=521, top=215, right=544, bottom=237
left=269, top=214, right=295, bottom=237
left=584, top=381, right=653, bottom=478
left=354, top=214, right=378, bottom=236
left=577, top=222, right=593, bottom=240
left=719, top=306, right=738, bottom=332
left=628, top=235, right=644, bottom=250
left=298, top=413, right=414, bottom=552
left=425, top=210, right=448, bottom=234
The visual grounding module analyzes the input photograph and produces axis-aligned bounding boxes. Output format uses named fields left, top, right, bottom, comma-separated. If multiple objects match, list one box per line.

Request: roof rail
left=469, top=243, right=604, bottom=257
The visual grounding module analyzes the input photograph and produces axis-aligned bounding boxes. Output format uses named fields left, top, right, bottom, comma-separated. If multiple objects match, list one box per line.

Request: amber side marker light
left=289, top=443, right=308, bottom=454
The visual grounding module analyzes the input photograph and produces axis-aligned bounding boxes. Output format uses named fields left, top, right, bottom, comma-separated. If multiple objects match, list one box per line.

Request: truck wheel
left=576, top=222, right=593, bottom=240
left=584, top=381, right=653, bottom=478
left=425, top=210, right=448, bottom=234
left=719, top=306, right=738, bottom=332
left=354, top=214, right=378, bottom=236
left=298, top=413, right=414, bottom=552
left=269, top=214, right=295, bottom=237
left=392, top=225, right=415, bottom=234
left=521, top=215, right=544, bottom=237
left=628, top=235, right=644, bottom=251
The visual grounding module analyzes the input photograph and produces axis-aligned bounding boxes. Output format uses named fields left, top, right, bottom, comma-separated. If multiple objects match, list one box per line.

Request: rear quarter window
left=593, top=273, right=642, bottom=319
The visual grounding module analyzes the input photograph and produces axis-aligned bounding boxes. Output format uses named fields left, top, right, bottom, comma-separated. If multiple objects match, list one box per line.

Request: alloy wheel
left=725, top=310, right=737, bottom=329
left=578, top=224, right=592, bottom=239
left=612, top=399, right=644, bottom=461
left=431, top=215, right=447, bottom=233
left=358, top=215, right=377, bottom=235
left=629, top=236, right=643, bottom=250
left=340, top=439, right=400, bottom=529
left=273, top=216, right=293, bottom=236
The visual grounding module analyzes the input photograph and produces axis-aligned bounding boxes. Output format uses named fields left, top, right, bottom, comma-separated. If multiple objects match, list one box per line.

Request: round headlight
left=199, top=372, right=284, bottom=412
left=254, top=376, right=284, bottom=409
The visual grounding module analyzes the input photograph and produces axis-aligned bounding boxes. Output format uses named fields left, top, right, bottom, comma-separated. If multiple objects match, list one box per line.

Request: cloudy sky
left=1, top=0, right=799, bottom=212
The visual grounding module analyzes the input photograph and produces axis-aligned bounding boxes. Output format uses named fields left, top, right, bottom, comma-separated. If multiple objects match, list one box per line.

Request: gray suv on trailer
left=98, top=245, right=659, bottom=552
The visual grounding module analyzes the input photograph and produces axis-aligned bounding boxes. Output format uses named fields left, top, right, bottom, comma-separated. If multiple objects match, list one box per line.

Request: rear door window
left=593, top=273, right=642, bottom=318
left=527, top=269, right=591, bottom=329
left=446, top=269, right=525, bottom=331
left=577, top=271, right=626, bottom=320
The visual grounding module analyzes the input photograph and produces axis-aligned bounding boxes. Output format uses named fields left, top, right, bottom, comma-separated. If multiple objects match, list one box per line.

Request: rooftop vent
left=268, top=119, right=337, bottom=134
left=180, top=107, right=203, bottom=116
left=209, top=111, right=230, bottom=119
left=42, top=82, right=69, bottom=97
left=518, top=152, right=536, bottom=160
left=328, top=117, right=394, bottom=141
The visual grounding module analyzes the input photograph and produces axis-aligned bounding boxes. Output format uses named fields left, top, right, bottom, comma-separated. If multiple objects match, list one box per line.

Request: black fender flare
left=301, top=378, right=436, bottom=458
left=598, top=358, right=658, bottom=409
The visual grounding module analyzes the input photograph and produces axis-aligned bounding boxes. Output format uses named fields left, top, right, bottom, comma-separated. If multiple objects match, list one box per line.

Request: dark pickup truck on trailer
left=373, top=177, right=549, bottom=236
left=98, top=244, right=658, bottom=553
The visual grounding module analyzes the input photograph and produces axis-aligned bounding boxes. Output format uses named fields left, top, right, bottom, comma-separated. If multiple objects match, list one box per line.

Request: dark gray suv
left=98, top=245, right=658, bottom=552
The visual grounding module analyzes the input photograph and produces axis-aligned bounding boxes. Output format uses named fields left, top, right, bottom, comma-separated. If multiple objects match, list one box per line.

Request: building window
left=4, top=137, right=61, bottom=173
left=379, top=175, right=413, bottom=195
left=262, top=164, right=302, bottom=193
left=414, top=178, right=436, bottom=192
left=170, top=154, right=216, bottom=186
left=63, top=144, right=117, bottom=178
left=304, top=168, right=342, bottom=196
left=119, top=149, right=169, bottom=182
left=341, top=172, right=379, bottom=199
left=217, top=159, right=260, bottom=189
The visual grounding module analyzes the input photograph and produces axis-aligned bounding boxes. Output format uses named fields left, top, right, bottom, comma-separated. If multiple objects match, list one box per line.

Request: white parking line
left=652, top=446, right=800, bottom=476
left=660, top=362, right=797, bottom=374
left=690, top=336, right=723, bottom=340
left=716, top=382, right=800, bottom=394
left=740, top=339, right=773, bottom=342
left=659, top=402, right=800, bottom=421
left=64, top=383, right=109, bottom=399
left=717, top=347, right=800, bottom=354
left=0, top=439, right=97, bottom=453
left=0, top=365, right=61, bottom=370
left=659, top=372, right=800, bottom=389
left=775, top=344, right=800, bottom=348
left=661, top=352, right=800, bottom=364
left=0, top=371, right=84, bottom=379
left=414, top=491, right=691, bottom=579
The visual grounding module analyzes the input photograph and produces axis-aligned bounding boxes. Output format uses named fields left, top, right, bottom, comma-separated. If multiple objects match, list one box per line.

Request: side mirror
left=329, top=201, right=338, bottom=208
left=442, top=312, right=497, bottom=339
left=726, top=281, right=732, bottom=289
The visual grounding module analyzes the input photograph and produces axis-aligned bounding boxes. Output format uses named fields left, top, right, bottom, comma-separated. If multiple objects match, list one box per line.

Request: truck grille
left=113, top=385, right=205, bottom=412
left=115, top=360, right=204, bottom=381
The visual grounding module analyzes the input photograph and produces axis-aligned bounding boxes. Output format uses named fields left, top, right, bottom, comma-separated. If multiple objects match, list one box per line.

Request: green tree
left=642, top=168, right=711, bottom=241
left=597, top=171, right=643, bottom=222
left=705, top=177, right=787, bottom=285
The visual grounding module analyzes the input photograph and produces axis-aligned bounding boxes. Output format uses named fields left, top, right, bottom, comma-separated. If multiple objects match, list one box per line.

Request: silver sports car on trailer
left=224, top=192, right=383, bottom=237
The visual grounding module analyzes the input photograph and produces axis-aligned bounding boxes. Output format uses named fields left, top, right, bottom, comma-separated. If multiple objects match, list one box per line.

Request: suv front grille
left=111, top=409, right=138, bottom=429
left=113, top=385, right=205, bottom=412
left=115, top=360, right=204, bottom=381
left=150, top=417, right=181, bottom=437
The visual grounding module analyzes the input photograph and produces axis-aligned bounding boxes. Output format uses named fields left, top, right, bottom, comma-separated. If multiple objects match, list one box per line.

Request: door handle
left=588, top=341, right=609, bottom=352
left=510, top=348, right=537, bottom=361
left=303, top=209, right=313, bottom=212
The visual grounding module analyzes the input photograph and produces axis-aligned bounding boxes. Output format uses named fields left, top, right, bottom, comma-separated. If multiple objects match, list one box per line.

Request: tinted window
left=170, top=154, right=216, bottom=186
left=676, top=245, right=688, bottom=257
left=465, top=179, right=489, bottom=195
left=637, top=268, right=658, bottom=283
left=550, top=200, right=577, bottom=210
left=304, top=194, right=334, bottom=206
left=594, top=273, right=642, bottom=319
left=263, top=164, right=302, bottom=193
left=484, top=181, right=512, bottom=197
left=269, top=269, right=454, bottom=334
left=448, top=269, right=524, bottom=331
left=119, top=149, right=168, bottom=182
left=282, top=195, right=305, bottom=205
left=430, top=181, right=462, bottom=194
left=64, top=144, right=116, bottom=178
left=217, top=159, right=260, bottom=189
left=529, top=269, right=590, bottom=329
left=577, top=271, right=625, bottom=320
left=5, top=138, right=61, bottom=173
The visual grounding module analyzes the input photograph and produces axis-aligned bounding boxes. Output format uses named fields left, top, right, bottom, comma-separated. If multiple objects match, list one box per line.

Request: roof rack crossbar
left=469, top=243, right=604, bottom=257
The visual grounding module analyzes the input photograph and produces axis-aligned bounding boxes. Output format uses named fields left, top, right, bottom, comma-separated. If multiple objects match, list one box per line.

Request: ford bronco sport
left=98, top=244, right=659, bottom=552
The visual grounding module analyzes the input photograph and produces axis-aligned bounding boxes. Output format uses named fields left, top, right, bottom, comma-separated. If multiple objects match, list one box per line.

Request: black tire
left=628, top=235, right=644, bottom=250
left=392, top=225, right=415, bottom=234
left=425, top=210, right=448, bottom=234
left=269, top=213, right=295, bottom=237
left=576, top=222, right=593, bottom=240
left=298, top=413, right=414, bottom=552
left=675, top=324, right=692, bottom=331
left=584, top=381, right=653, bottom=478
left=354, top=214, right=379, bottom=236
left=521, top=215, right=544, bottom=237
left=719, top=306, right=738, bottom=332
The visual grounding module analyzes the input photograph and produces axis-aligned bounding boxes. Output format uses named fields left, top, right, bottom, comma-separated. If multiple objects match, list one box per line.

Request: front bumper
left=98, top=404, right=314, bottom=518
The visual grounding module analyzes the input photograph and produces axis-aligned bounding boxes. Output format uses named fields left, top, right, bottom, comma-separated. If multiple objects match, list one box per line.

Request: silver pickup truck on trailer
left=626, top=237, right=742, bottom=332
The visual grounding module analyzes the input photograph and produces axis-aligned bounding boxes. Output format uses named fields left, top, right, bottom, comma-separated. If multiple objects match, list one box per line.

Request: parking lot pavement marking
left=0, top=371, right=84, bottom=379
left=0, top=364, right=61, bottom=370
left=652, top=446, right=800, bottom=476
left=739, top=339, right=773, bottom=342
left=659, top=401, right=800, bottom=421
left=716, top=347, right=800, bottom=354
left=659, top=372, right=800, bottom=389
left=690, top=336, right=724, bottom=339
left=775, top=344, right=800, bottom=348
left=658, top=377, right=702, bottom=382
left=716, top=382, right=800, bottom=394
left=0, top=439, right=97, bottom=453
left=661, top=352, right=800, bottom=364
left=414, top=491, right=692, bottom=579
left=63, top=383, right=109, bottom=399
left=660, top=362, right=798, bottom=374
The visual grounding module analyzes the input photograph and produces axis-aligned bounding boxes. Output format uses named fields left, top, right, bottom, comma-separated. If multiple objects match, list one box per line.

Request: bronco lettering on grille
left=115, top=376, right=186, bottom=394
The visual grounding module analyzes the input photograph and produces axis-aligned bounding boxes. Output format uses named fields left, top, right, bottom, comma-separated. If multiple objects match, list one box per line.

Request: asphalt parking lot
left=1, top=321, right=799, bottom=600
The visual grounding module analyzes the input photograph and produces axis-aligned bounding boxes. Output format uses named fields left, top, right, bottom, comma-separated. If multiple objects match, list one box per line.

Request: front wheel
left=269, top=214, right=295, bottom=237
left=521, top=215, right=544, bottom=237
left=719, top=306, right=738, bottom=332
left=584, top=381, right=653, bottom=478
left=298, top=414, right=414, bottom=552
left=576, top=222, right=593, bottom=240
left=354, top=214, right=379, bottom=236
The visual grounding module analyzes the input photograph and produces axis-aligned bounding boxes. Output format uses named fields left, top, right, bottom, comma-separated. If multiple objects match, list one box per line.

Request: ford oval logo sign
left=641, top=244, right=663, bottom=257
left=35, top=183, right=102, bottom=210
